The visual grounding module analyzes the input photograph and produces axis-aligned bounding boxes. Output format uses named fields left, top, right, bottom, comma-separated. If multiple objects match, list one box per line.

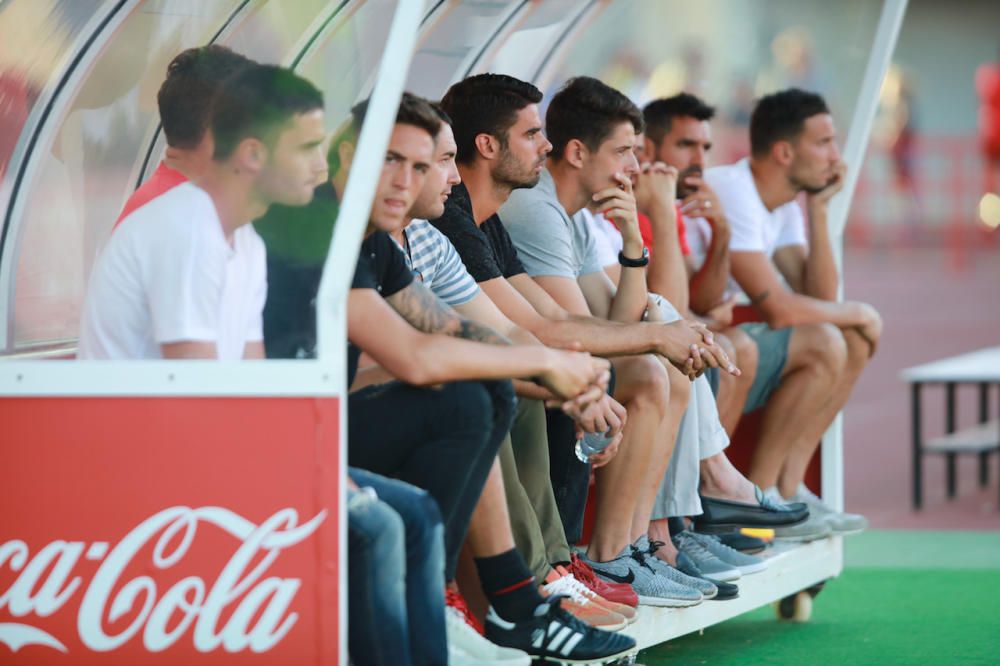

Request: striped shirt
left=397, top=218, right=480, bottom=306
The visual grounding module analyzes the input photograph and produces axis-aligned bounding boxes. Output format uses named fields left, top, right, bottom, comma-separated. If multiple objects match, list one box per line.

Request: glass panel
left=494, top=0, right=885, bottom=164
left=296, top=0, right=404, bottom=133
left=137, top=0, right=333, bottom=184
left=0, top=0, right=109, bottom=181
left=407, top=0, right=513, bottom=98
left=9, top=0, right=244, bottom=349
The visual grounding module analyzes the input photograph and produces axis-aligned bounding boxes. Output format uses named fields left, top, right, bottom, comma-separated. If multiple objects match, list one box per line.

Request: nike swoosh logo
left=590, top=567, right=635, bottom=584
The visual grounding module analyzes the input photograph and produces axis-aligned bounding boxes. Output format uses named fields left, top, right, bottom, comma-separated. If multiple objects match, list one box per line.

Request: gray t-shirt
left=498, top=168, right=605, bottom=279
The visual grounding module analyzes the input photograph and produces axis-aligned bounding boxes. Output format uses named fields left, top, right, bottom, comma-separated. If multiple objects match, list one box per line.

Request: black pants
left=348, top=379, right=515, bottom=580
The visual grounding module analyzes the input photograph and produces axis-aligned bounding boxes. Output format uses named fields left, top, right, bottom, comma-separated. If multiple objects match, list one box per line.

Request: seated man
left=705, top=88, right=882, bottom=538
left=257, top=93, right=636, bottom=665
left=498, top=77, right=800, bottom=596
left=337, top=102, right=637, bottom=631
left=79, top=62, right=327, bottom=360
left=348, top=469, right=448, bottom=665
left=640, top=93, right=759, bottom=432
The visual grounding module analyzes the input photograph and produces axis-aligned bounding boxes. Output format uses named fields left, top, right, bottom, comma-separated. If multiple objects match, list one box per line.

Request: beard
left=675, top=164, right=703, bottom=199
left=495, top=148, right=542, bottom=191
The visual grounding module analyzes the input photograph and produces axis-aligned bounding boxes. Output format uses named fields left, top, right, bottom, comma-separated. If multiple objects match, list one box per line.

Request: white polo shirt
left=78, top=182, right=266, bottom=360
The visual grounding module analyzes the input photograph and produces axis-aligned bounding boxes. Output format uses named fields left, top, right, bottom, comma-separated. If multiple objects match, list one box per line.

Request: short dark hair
left=326, top=93, right=441, bottom=176
left=396, top=91, right=442, bottom=139
left=642, top=93, right=715, bottom=146
left=750, top=88, right=830, bottom=158
left=440, top=74, right=543, bottom=165
left=157, top=45, right=253, bottom=149
left=546, top=77, right=643, bottom=162
left=211, top=64, right=324, bottom=160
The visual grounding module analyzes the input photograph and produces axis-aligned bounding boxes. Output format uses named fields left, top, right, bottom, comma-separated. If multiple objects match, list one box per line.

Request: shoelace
left=445, top=587, right=484, bottom=635
left=629, top=545, right=658, bottom=572
left=674, top=532, right=717, bottom=562
left=693, top=532, right=745, bottom=559
left=545, top=573, right=594, bottom=605
left=568, top=554, right=601, bottom=589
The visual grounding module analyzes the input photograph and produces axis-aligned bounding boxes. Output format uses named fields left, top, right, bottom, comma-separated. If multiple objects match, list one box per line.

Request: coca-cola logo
left=0, top=506, right=326, bottom=654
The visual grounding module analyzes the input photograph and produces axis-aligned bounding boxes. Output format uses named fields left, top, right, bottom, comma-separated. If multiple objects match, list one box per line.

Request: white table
left=900, top=346, right=1000, bottom=509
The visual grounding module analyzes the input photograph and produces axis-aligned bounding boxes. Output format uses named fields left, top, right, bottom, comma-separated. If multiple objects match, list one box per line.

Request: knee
left=630, top=355, right=672, bottom=413
left=349, top=495, right=405, bottom=561
left=725, top=327, right=759, bottom=377
left=798, top=323, right=848, bottom=375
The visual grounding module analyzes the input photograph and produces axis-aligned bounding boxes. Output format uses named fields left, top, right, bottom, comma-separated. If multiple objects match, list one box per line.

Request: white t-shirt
left=78, top=182, right=266, bottom=360
left=704, top=158, right=807, bottom=300
left=576, top=208, right=623, bottom=268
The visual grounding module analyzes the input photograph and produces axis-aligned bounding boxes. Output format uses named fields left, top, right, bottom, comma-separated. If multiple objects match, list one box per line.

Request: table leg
left=912, top=382, right=923, bottom=510
left=978, top=383, right=990, bottom=487
left=946, top=383, right=957, bottom=499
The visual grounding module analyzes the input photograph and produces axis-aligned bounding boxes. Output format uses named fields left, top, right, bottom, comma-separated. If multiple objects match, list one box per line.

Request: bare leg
left=465, top=459, right=516, bottom=557
left=700, top=452, right=757, bottom=504
left=629, top=362, right=690, bottom=543
left=587, top=355, right=672, bottom=562
left=748, top=323, right=846, bottom=491
left=715, top=327, right=759, bottom=436
left=777, top=326, right=874, bottom=497
left=647, top=518, right=679, bottom=565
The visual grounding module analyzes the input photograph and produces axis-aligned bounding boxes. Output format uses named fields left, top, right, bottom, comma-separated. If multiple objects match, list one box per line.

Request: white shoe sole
left=637, top=594, right=702, bottom=607
left=735, top=561, right=768, bottom=575
left=535, top=645, right=638, bottom=665
left=701, top=566, right=741, bottom=582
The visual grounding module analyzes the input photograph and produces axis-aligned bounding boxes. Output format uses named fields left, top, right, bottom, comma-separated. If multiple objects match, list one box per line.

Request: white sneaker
left=445, top=606, right=531, bottom=666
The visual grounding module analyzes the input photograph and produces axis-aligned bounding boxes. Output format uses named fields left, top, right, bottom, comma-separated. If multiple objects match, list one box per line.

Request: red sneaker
left=568, top=553, right=639, bottom=608
left=445, top=587, right=484, bottom=635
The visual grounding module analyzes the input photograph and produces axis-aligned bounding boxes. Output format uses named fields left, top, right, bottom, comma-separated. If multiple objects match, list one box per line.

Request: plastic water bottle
left=574, top=430, right=615, bottom=463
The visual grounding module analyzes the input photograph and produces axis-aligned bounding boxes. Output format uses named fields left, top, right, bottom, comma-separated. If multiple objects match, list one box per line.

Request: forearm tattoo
left=388, top=282, right=510, bottom=345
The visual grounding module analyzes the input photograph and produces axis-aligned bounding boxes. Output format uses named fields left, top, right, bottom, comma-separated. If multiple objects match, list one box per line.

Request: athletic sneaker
left=685, top=531, right=768, bottom=575
left=765, top=488, right=835, bottom=542
left=672, top=551, right=739, bottom=601
left=671, top=531, right=741, bottom=582
left=485, top=596, right=637, bottom=665
left=542, top=573, right=628, bottom=631
left=793, top=484, right=869, bottom=535
left=447, top=587, right=485, bottom=635
left=716, top=531, right=767, bottom=554
left=567, top=553, right=639, bottom=608
left=578, top=547, right=702, bottom=608
left=548, top=566, right=638, bottom=625
left=636, top=535, right=718, bottom=599
left=447, top=606, right=532, bottom=666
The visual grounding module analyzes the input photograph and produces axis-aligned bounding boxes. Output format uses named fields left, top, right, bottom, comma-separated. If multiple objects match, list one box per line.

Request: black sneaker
left=484, top=596, right=637, bottom=665
left=716, top=532, right=768, bottom=555
left=674, top=552, right=739, bottom=601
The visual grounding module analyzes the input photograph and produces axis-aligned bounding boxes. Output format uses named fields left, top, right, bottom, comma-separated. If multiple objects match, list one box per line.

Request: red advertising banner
left=0, top=397, right=341, bottom=665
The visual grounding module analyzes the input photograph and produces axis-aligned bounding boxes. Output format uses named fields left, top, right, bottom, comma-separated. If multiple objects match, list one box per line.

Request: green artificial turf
left=638, top=531, right=1000, bottom=665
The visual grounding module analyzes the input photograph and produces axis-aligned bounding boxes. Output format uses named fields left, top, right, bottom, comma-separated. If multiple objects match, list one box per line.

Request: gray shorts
left=740, top=322, right=792, bottom=413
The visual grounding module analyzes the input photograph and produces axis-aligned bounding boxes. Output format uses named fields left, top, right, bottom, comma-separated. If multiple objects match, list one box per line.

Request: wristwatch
left=618, top=247, right=649, bottom=268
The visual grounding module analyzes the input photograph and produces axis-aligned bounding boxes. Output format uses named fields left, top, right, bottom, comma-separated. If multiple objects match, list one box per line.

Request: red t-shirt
left=636, top=203, right=690, bottom=258
left=114, top=161, right=189, bottom=228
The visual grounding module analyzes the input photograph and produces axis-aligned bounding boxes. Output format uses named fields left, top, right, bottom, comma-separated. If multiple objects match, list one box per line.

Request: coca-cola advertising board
left=0, top=396, right=342, bottom=664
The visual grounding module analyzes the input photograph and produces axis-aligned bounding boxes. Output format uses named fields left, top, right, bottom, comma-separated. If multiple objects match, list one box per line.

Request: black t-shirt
left=430, top=183, right=526, bottom=282
left=254, top=183, right=339, bottom=360
left=347, top=231, right=414, bottom=385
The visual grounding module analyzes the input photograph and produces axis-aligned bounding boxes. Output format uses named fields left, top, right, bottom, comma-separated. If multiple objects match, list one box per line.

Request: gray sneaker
left=636, top=535, right=718, bottom=599
left=685, top=531, right=768, bottom=575
left=793, top=485, right=869, bottom=535
left=578, top=546, right=703, bottom=608
left=671, top=531, right=741, bottom=582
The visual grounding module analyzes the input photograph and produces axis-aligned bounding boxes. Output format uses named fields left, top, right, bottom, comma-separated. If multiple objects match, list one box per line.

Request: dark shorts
left=740, top=322, right=793, bottom=413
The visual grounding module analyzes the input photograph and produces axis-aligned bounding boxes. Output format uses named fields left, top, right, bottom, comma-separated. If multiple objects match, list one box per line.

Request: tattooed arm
left=386, top=280, right=512, bottom=346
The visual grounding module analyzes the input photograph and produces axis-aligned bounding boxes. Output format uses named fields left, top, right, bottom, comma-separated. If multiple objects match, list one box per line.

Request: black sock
left=475, top=549, right=543, bottom=622
left=667, top=516, right=686, bottom=537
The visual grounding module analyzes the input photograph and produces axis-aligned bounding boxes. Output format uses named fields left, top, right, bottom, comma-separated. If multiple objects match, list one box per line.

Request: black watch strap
left=618, top=248, right=649, bottom=268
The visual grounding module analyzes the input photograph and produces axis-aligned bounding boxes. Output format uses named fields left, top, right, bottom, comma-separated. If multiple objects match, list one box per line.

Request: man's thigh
left=738, top=322, right=792, bottom=413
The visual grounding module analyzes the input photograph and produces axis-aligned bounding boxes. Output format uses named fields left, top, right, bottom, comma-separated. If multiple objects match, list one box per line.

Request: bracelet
left=618, top=248, right=649, bottom=268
